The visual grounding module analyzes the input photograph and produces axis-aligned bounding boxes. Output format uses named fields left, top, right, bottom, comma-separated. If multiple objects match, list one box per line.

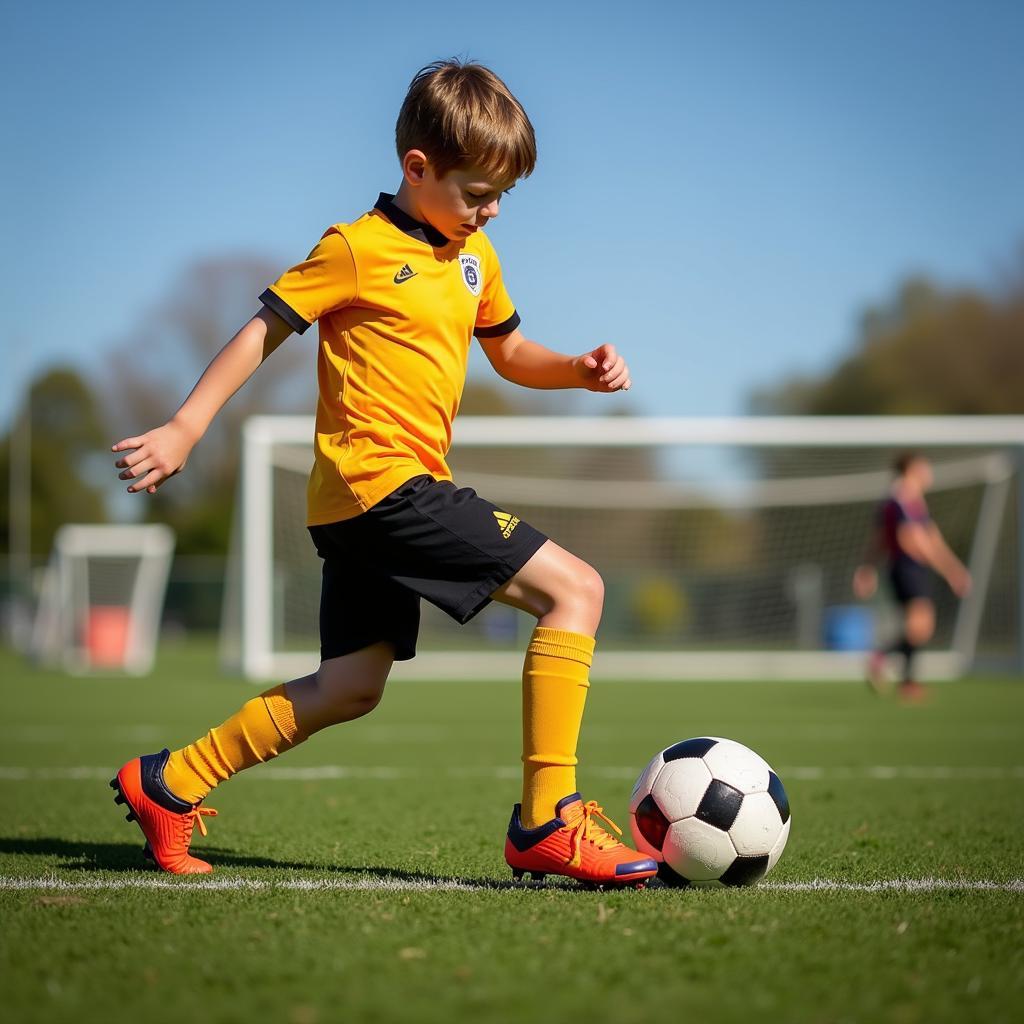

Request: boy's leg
left=163, top=643, right=395, bottom=803
left=494, top=541, right=657, bottom=886
left=494, top=541, right=602, bottom=828
left=113, top=644, right=394, bottom=873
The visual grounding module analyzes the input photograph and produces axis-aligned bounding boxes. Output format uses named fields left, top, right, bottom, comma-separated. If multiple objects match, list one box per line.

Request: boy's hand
left=112, top=421, right=195, bottom=494
left=573, top=344, right=631, bottom=393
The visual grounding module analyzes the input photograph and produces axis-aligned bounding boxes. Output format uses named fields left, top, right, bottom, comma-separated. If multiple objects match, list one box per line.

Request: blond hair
left=395, top=59, right=536, bottom=184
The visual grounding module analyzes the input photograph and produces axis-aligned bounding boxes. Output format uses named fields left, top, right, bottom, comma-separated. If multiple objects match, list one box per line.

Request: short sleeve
left=259, top=227, right=358, bottom=335
left=474, top=236, right=520, bottom=339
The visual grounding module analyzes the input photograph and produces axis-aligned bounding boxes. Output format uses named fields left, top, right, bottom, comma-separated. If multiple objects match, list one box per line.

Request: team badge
left=459, top=253, right=482, bottom=296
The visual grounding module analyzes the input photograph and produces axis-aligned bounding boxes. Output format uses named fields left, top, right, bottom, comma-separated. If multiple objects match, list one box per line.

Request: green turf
left=1, top=641, right=1022, bottom=1024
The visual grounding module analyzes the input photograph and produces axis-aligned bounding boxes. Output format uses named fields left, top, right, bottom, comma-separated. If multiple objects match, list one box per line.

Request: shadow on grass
left=0, top=837, right=575, bottom=890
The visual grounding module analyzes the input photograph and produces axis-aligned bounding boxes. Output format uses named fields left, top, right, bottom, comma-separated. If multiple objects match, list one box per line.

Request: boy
left=110, top=60, right=657, bottom=888
left=853, top=452, right=972, bottom=700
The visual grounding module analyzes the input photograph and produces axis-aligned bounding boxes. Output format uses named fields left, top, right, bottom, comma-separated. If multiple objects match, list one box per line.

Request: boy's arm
left=477, top=328, right=631, bottom=392
left=112, top=307, right=293, bottom=494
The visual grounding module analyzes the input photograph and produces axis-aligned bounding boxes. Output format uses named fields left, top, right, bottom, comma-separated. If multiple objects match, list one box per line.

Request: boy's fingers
left=115, top=449, right=147, bottom=470
left=599, top=358, right=625, bottom=382
left=128, top=468, right=164, bottom=493
left=119, top=457, right=154, bottom=481
left=112, top=437, right=145, bottom=452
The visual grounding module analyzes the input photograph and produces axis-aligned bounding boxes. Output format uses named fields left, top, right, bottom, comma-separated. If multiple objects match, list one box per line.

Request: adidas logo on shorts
left=493, top=510, right=520, bottom=539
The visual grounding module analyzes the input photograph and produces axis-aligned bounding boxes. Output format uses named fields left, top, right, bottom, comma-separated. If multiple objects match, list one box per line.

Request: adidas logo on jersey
left=393, top=264, right=417, bottom=284
left=493, top=510, right=520, bottom=539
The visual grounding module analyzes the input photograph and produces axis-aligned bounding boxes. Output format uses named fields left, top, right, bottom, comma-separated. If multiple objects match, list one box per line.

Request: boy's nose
left=481, top=198, right=501, bottom=220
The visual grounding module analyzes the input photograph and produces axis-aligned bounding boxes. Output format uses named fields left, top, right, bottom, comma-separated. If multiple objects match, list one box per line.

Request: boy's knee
left=550, top=562, right=604, bottom=628
left=576, top=563, right=605, bottom=612
left=310, top=660, right=387, bottom=726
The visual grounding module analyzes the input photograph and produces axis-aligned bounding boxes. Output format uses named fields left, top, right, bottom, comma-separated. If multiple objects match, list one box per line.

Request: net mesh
left=227, top=431, right=1020, bottom=668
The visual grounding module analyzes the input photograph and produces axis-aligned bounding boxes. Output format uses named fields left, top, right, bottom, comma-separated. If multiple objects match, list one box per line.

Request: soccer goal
left=32, top=524, right=176, bottom=675
left=221, top=416, right=1024, bottom=682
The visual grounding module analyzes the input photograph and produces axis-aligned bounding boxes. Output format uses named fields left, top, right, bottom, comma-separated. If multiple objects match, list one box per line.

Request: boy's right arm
left=112, top=307, right=293, bottom=494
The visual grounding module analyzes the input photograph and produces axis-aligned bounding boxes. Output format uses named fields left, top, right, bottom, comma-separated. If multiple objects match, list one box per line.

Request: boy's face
left=403, top=153, right=513, bottom=241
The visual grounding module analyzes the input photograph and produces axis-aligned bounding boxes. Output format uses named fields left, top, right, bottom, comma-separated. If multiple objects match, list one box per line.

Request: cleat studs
left=108, top=779, right=118, bottom=790
left=113, top=793, right=125, bottom=805
left=511, top=868, right=525, bottom=881
left=125, top=812, right=136, bottom=822
left=529, top=872, right=546, bottom=884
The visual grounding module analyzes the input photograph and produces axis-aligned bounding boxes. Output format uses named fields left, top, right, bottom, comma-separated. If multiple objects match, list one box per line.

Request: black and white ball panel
left=629, top=752, right=666, bottom=814
left=663, top=817, right=737, bottom=883
left=632, top=794, right=669, bottom=858
left=767, top=770, right=791, bottom=824
left=662, top=736, right=718, bottom=761
left=719, top=855, right=770, bottom=887
left=652, top=756, right=713, bottom=822
left=767, top=818, right=791, bottom=872
left=729, top=791, right=785, bottom=856
left=628, top=736, right=791, bottom=886
left=701, top=737, right=771, bottom=795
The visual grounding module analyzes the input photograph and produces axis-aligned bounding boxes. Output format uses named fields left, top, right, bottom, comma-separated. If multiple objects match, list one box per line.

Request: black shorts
left=888, top=559, right=932, bottom=605
left=308, top=475, right=548, bottom=662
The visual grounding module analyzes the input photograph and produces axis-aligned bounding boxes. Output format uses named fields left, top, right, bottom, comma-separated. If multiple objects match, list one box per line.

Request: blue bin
left=822, top=605, right=874, bottom=651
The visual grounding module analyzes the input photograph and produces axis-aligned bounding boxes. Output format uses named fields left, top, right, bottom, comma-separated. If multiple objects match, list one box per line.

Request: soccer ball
left=629, top=737, right=791, bottom=887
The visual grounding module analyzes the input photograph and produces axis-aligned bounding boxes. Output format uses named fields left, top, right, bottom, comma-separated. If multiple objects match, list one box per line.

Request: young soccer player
left=109, top=60, right=658, bottom=888
left=853, top=453, right=972, bottom=700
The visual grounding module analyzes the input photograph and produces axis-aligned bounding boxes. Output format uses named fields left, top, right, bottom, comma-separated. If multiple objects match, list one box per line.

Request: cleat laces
left=183, top=805, right=218, bottom=840
left=560, top=801, right=624, bottom=869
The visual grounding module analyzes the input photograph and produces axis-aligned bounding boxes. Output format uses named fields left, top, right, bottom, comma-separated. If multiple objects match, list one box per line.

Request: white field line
left=2, top=765, right=1023, bottom=782
left=0, top=874, right=1021, bottom=895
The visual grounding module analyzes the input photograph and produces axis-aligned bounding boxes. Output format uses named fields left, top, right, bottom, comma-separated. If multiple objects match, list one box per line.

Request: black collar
left=374, top=192, right=450, bottom=248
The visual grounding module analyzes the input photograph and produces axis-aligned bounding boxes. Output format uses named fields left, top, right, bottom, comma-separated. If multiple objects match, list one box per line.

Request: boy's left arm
left=478, top=328, right=631, bottom=393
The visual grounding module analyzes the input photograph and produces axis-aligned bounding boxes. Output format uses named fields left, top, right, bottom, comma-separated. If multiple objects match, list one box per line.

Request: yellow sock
left=163, top=683, right=304, bottom=805
left=521, top=626, right=595, bottom=829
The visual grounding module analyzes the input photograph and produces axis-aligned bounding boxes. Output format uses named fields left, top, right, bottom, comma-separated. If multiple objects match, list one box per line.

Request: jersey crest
left=459, top=253, right=482, bottom=296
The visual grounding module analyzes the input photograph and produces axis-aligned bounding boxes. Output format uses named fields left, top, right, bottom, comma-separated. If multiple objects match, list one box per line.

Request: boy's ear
left=401, top=149, right=429, bottom=188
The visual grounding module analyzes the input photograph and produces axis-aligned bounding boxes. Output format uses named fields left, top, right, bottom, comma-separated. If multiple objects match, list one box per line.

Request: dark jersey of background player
left=878, top=493, right=932, bottom=606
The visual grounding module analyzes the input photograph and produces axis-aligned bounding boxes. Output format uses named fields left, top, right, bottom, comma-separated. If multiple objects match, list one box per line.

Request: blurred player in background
left=853, top=453, right=972, bottom=700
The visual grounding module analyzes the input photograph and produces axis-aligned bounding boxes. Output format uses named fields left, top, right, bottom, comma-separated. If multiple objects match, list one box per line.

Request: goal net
left=32, top=524, right=175, bottom=675
left=221, top=416, right=1023, bottom=681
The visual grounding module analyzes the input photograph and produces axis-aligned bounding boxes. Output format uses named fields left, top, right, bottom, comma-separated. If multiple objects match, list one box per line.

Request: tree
left=100, top=256, right=313, bottom=554
left=0, top=367, right=109, bottom=556
left=750, top=271, right=1024, bottom=415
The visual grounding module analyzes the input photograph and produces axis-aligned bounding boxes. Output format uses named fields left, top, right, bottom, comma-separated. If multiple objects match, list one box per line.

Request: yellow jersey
left=260, top=193, right=520, bottom=526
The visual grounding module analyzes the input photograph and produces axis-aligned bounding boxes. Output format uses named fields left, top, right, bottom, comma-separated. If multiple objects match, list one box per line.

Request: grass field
left=1, top=641, right=1022, bottom=1024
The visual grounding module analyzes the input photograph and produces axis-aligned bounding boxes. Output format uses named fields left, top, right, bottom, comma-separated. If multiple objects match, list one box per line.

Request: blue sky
left=3, top=0, right=1022, bottom=430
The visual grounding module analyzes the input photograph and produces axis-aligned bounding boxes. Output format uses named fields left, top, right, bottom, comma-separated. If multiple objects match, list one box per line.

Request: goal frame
left=231, top=415, right=1024, bottom=682
left=32, top=523, right=176, bottom=675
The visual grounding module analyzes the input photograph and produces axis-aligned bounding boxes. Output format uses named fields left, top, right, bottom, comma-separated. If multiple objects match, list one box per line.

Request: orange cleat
left=505, top=793, right=658, bottom=889
left=110, top=749, right=218, bottom=874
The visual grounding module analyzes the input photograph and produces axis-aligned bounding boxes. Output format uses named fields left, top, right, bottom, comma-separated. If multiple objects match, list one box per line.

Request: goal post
left=32, top=524, right=176, bottom=675
left=221, top=416, right=1024, bottom=682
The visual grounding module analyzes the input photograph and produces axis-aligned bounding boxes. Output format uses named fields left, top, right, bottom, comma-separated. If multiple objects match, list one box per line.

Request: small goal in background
left=32, top=524, right=175, bottom=675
